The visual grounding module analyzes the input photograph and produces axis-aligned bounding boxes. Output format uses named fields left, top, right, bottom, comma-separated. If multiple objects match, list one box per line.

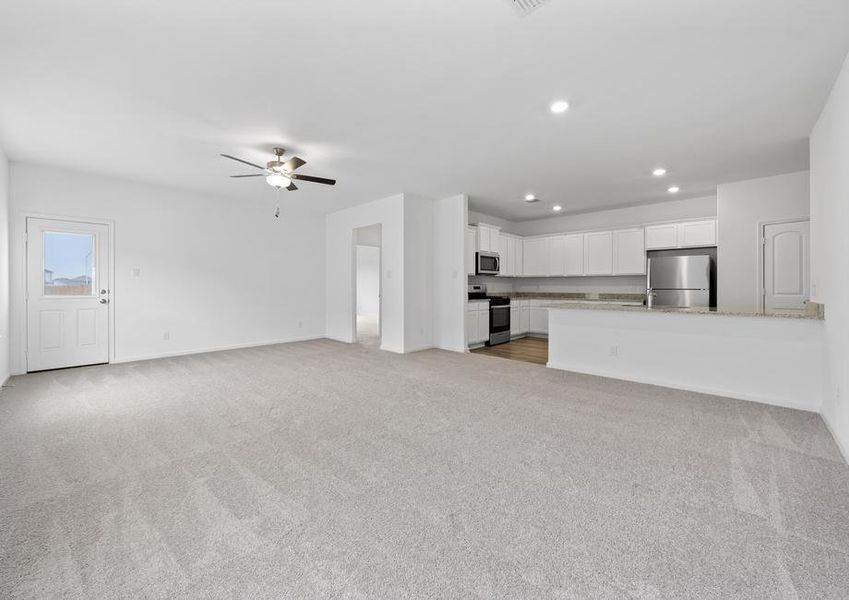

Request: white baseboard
left=546, top=360, right=821, bottom=413
left=379, top=344, right=405, bottom=354
left=403, top=343, right=436, bottom=354
left=112, top=334, right=325, bottom=364
left=822, top=413, right=849, bottom=466
left=434, top=345, right=466, bottom=353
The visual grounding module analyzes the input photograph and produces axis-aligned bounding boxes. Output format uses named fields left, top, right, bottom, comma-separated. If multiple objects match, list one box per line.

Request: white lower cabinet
left=510, top=300, right=531, bottom=337
left=477, top=310, right=489, bottom=343
left=529, top=301, right=549, bottom=334
left=520, top=303, right=530, bottom=333
left=466, top=301, right=490, bottom=346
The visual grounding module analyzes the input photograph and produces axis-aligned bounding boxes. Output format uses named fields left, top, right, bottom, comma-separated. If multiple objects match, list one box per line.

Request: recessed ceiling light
left=667, top=186, right=680, bottom=194
left=525, top=194, right=537, bottom=202
left=652, top=168, right=667, bottom=177
left=553, top=205, right=563, bottom=212
left=550, top=100, right=570, bottom=114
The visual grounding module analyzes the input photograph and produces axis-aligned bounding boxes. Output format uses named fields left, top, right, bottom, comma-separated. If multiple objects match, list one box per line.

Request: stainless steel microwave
left=476, top=251, right=500, bottom=276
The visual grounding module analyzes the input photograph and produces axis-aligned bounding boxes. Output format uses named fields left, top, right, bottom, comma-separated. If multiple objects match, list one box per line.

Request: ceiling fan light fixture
left=266, top=173, right=291, bottom=188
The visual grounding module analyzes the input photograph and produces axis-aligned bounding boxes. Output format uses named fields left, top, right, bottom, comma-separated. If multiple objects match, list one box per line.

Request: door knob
left=99, top=298, right=109, bottom=304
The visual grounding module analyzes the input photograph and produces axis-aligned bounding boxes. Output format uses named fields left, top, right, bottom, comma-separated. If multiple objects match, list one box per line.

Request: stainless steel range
left=468, top=284, right=511, bottom=346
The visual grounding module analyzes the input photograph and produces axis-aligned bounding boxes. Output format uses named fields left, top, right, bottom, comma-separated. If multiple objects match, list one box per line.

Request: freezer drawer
left=651, top=289, right=710, bottom=308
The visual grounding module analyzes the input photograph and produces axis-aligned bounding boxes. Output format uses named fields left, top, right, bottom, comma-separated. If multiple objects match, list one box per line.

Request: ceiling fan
left=221, top=147, right=336, bottom=190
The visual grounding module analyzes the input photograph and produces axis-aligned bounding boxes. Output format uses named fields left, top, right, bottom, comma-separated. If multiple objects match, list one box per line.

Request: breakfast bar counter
left=545, top=302, right=826, bottom=411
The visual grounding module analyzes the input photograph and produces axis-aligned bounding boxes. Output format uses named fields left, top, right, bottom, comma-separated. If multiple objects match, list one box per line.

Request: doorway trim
left=756, top=216, right=810, bottom=313
left=351, top=223, right=382, bottom=347
left=14, top=210, right=116, bottom=373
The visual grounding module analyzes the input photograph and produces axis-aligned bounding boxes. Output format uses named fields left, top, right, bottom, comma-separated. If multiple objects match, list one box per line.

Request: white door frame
left=351, top=224, right=382, bottom=345
left=14, top=211, right=116, bottom=372
left=756, top=216, right=809, bottom=312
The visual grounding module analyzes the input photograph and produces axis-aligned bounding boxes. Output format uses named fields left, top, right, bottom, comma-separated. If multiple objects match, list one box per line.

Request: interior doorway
left=354, top=224, right=381, bottom=346
left=26, top=217, right=112, bottom=371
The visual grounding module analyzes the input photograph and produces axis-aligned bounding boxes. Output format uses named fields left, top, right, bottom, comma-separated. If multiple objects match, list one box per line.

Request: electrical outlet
left=609, top=345, right=619, bottom=357
left=132, top=267, right=141, bottom=278
left=163, top=331, right=170, bottom=341
left=298, top=321, right=303, bottom=329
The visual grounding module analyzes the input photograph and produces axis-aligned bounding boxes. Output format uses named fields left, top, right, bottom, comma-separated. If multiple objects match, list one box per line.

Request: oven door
left=488, top=304, right=511, bottom=345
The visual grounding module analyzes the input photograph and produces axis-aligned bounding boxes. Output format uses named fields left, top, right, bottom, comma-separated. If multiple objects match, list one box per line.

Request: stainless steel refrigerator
left=646, top=255, right=711, bottom=308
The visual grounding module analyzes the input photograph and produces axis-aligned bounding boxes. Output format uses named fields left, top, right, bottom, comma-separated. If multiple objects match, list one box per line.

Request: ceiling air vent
left=507, top=0, right=551, bottom=17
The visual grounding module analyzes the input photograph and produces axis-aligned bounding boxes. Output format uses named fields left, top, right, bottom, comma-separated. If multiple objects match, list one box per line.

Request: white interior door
left=26, top=218, right=111, bottom=371
left=763, top=220, right=809, bottom=312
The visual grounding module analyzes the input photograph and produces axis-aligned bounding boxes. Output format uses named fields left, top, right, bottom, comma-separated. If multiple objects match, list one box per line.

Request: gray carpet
left=1, top=340, right=848, bottom=599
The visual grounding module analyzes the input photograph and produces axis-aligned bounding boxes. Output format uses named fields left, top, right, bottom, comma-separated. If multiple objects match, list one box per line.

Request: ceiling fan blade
left=230, top=174, right=264, bottom=178
left=282, top=157, right=306, bottom=171
left=291, top=174, right=336, bottom=186
left=286, top=181, right=298, bottom=191
left=220, top=153, right=265, bottom=170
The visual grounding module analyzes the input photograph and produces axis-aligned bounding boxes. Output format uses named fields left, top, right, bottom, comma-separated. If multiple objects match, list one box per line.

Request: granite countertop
left=543, top=301, right=824, bottom=320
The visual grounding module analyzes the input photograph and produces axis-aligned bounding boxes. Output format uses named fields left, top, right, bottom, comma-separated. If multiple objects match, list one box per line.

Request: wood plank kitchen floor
left=471, top=336, right=548, bottom=365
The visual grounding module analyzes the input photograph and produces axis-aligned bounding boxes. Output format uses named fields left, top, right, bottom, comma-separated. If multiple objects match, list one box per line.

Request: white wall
left=432, top=195, right=467, bottom=352
left=717, top=172, right=810, bottom=311
left=355, top=245, right=380, bottom=319
left=0, top=146, right=9, bottom=383
left=355, top=224, right=381, bottom=248
left=326, top=194, right=406, bottom=351
left=548, top=308, right=825, bottom=413
left=403, top=194, right=434, bottom=353
left=510, top=196, right=717, bottom=237
left=811, top=51, right=849, bottom=461
left=326, top=192, right=466, bottom=355
left=9, top=163, right=326, bottom=371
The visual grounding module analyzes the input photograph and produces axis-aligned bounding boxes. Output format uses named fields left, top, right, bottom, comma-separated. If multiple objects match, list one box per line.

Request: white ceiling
left=1, top=0, right=848, bottom=220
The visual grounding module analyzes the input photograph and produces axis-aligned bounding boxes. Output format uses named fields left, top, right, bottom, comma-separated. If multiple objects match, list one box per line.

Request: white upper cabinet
left=564, top=234, right=584, bottom=276
left=512, top=236, right=523, bottom=277
left=469, top=218, right=716, bottom=279
left=476, top=223, right=501, bottom=252
left=613, top=228, right=646, bottom=275
left=465, top=226, right=477, bottom=276
left=548, top=235, right=567, bottom=276
left=679, top=220, right=716, bottom=247
left=584, top=231, right=613, bottom=275
left=645, top=219, right=717, bottom=249
left=523, top=237, right=549, bottom=276
left=496, top=232, right=509, bottom=276
left=645, top=223, right=679, bottom=249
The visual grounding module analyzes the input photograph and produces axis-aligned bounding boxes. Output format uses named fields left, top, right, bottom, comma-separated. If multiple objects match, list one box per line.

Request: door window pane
left=43, top=232, right=95, bottom=296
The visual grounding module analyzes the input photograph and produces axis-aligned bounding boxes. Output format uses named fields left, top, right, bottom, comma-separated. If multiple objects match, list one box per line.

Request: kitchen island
left=545, top=302, right=825, bottom=411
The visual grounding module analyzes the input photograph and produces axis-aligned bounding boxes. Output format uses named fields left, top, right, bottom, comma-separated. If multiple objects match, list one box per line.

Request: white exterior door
left=763, top=220, right=809, bottom=311
left=27, top=218, right=111, bottom=371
